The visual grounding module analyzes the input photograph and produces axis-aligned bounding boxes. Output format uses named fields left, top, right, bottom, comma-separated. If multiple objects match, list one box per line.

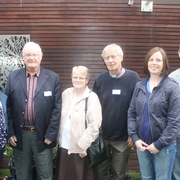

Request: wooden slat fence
left=0, top=0, right=180, bottom=172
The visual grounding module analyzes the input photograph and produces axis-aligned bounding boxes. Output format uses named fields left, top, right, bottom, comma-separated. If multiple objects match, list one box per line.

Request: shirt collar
left=26, top=67, right=40, bottom=77
left=109, top=68, right=125, bottom=78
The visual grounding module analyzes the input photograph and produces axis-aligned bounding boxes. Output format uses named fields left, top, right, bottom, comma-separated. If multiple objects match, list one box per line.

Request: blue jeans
left=137, top=144, right=175, bottom=180
left=172, top=137, right=180, bottom=180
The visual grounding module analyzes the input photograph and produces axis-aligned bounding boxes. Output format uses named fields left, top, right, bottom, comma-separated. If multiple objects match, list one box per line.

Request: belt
left=23, top=127, right=36, bottom=132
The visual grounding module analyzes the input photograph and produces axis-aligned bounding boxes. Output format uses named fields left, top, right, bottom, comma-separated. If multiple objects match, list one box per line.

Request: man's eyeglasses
left=24, top=54, right=39, bottom=58
left=104, top=55, right=118, bottom=61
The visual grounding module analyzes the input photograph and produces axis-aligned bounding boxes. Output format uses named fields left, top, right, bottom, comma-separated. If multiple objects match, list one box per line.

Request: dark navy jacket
left=128, top=75, right=180, bottom=150
left=6, top=67, right=62, bottom=152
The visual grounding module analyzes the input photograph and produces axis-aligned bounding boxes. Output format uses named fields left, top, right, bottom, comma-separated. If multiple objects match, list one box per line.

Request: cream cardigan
left=57, top=86, right=102, bottom=154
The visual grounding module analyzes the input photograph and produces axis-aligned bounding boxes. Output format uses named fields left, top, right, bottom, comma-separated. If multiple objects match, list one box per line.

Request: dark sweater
left=93, top=69, right=140, bottom=141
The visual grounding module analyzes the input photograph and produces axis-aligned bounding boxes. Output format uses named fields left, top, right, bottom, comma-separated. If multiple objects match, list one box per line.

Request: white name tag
left=44, top=91, right=52, bottom=96
left=112, top=89, right=121, bottom=95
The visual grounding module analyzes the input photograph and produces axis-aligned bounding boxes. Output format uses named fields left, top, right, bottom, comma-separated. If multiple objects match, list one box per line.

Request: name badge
left=112, top=89, right=121, bottom=95
left=44, top=91, right=52, bottom=97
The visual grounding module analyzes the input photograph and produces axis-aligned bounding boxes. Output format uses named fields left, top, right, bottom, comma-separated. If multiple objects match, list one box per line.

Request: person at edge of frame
left=168, top=46, right=180, bottom=180
left=0, top=86, right=8, bottom=164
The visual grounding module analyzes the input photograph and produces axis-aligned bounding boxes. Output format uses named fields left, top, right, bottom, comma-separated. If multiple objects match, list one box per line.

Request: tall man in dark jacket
left=93, top=44, right=140, bottom=180
left=6, top=42, right=62, bottom=180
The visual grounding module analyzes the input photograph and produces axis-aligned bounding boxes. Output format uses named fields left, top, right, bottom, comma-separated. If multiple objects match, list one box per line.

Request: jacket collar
left=67, top=86, right=91, bottom=100
left=139, top=75, right=168, bottom=90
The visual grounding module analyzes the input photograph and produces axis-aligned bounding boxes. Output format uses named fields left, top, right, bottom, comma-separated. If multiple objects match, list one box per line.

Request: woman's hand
left=146, top=143, right=159, bottom=154
left=135, top=140, right=148, bottom=152
left=79, top=152, right=87, bottom=158
left=78, top=146, right=87, bottom=158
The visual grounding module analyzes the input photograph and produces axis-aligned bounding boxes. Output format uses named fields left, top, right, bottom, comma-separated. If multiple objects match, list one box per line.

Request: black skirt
left=55, top=148, right=98, bottom=180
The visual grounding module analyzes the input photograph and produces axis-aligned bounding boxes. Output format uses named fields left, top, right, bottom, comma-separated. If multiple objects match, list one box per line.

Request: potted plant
left=3, top=145, right=15, bottom=176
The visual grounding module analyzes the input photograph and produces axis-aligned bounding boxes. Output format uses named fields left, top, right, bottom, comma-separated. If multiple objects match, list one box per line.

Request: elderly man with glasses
left=93, top=44, right=140, bottom=180
left=6, top=41, right=62, bottom=180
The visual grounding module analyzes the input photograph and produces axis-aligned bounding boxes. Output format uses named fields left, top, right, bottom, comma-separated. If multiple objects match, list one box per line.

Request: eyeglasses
left=104, top=55, right=118, bottom=61
left=24, top=54, right=39, bottom=58
left=73, top=77, right=86, bottom=81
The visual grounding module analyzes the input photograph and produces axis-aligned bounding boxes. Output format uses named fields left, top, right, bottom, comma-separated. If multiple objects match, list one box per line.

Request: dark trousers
left=13, top=130, right=53, bottom=180
left=97, top=139, right=131, bottom=180
left=0, top=146, right=5, bottom=163
left=55, top=147, right=98, bottom=180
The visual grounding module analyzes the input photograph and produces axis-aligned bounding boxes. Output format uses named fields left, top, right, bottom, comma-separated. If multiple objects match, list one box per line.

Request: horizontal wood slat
left=0, top=0, right=180, bottom=172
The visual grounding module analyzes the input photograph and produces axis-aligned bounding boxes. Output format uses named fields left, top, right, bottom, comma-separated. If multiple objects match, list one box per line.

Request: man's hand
left=44, top=139, right=52, bottom=145
left=127, top=136, right=133, bottom=147
left=9, top=136, right=17, bottom=147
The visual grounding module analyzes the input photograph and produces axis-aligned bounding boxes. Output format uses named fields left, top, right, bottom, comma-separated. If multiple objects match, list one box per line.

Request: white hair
left=22, top=42, right=42, bottom=55
left=101, top=44, right=123, bottom=59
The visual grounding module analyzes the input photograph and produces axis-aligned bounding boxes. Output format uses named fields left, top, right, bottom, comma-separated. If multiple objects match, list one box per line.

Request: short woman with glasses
left=128, top=47, right=180, bottom=180
left=56, top=66, right=102, bottom=180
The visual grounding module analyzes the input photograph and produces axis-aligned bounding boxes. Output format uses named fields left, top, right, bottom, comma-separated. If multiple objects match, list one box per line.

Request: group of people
left=0, top=41, right=180, bottom=180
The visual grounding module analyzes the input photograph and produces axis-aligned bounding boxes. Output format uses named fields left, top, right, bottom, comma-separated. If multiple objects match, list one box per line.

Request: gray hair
left=22, top=42, right=42, bottom=55
left=72, top=66, right=90, bottom=80
left=101, top=44, right=123, bottom=59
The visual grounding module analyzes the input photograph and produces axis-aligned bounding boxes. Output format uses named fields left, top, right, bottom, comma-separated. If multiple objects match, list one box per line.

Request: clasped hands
left=135, top=140, right=159, bottom=154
